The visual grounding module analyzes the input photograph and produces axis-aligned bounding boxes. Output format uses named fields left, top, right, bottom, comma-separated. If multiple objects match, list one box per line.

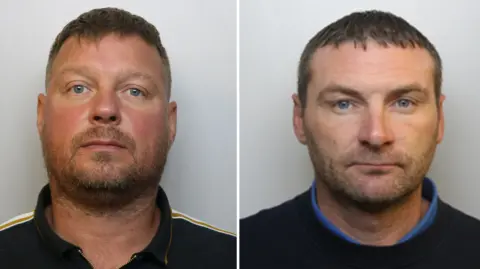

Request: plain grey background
left=240, top=0, right=480, bottom=218
left=0, top=0, right=236, bottom=232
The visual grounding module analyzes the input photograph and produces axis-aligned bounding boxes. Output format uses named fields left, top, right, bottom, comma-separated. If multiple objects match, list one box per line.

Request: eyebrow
left=57, top=66, right=96, bottom=82
left=116, top=71, right=160, bottom=89
left=316, top=83, right=429, bottom=102
left=56, top=66, right=160, bottom=89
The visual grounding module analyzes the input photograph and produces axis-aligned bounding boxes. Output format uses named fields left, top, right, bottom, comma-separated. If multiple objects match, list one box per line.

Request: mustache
left=71, top=126, right=136, bottom=152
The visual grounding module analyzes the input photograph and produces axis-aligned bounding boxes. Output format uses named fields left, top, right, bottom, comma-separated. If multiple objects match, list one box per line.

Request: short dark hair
left=45, top=7, right=171, bottom=97
left=297, top=10, right=442, bottom=107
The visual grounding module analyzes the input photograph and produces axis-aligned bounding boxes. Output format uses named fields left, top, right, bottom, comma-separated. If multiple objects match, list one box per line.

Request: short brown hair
left=297, top=10, right=442, bottom=107
left=45, top=7, right=171, bottom=97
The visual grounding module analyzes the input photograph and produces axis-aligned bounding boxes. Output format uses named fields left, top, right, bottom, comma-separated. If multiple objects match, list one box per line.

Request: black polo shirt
left=0, top=184, right=236, bottom=268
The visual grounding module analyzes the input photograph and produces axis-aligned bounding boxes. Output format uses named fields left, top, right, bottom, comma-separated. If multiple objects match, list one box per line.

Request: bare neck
left=47, top=187, right=160, bottom=269
left=316, top=181, right=429, bottom=246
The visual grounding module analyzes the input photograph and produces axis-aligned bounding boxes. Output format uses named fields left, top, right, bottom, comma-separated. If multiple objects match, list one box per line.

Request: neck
left=316, top=180, right=429, bottom=246
left=47, top=183, right=160, bottom=269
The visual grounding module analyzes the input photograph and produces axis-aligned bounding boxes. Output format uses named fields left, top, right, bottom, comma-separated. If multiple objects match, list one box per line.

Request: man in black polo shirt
left=0, top=7, right=235, bottom=269
left=241, top=10, right=480, bottom=268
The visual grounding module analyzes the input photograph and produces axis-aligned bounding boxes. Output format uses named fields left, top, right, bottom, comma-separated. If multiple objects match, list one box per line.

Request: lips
left=353, top=164, right=397, bottom=168
left=348, top=161, right=403, bottom=169
left=353, top=163, right=396, bottom=166
left=81, top=140, right=126, bottom=148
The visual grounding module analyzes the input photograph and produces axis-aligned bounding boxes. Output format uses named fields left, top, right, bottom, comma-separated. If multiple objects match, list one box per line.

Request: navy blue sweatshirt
left=240, top=189, right=480, bottom=269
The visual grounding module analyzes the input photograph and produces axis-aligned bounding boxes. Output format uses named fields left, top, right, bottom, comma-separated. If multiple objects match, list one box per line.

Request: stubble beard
left=41, top=126, right=169, bottom=216
left=304, top=127, right=438, bottom=213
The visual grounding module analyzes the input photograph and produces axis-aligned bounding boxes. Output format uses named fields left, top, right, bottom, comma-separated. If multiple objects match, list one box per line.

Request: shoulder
left=171, top=209, right=235, bottom=245
left=239, top=193, right=308, bottom=268
left=441, top=200, right=480, bottom=233
left=170, top=210, right=236, bottom=267
left=412, top=199, right=480, bottom=266
left=0, top=211, right=34, bottom=236
left=0, top=211, right=36, bottom=261
left=241, top=191, right=306, bottom=233
left=240, top=191, right=308, bottom=249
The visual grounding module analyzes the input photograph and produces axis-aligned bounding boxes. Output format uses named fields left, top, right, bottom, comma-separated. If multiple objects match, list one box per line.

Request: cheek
left=43, top=106, right=87, bottom=149
left=127, top=112, right=167, bottom=150
left=307, top=109, right=359, bottom=152
left=391, top=112, right=439, bottom=143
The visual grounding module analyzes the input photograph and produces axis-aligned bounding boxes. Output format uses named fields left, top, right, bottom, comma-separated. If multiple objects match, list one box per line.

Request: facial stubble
left=41, top=125, right=169, bottom=215
left=304, top=122, right=438, bottom=213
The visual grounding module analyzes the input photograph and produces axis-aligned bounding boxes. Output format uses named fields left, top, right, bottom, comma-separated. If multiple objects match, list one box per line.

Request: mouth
left=349, top=162, right=402, bottom=170
left=80, top=140, right=126, bottom=149
left=353, top=163, right=397, bottom=168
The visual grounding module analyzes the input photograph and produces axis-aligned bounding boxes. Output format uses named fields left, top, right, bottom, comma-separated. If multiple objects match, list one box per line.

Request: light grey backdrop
left=240, top=0, right=480, bottom=218
left=0, top=0, right=236, bottom=232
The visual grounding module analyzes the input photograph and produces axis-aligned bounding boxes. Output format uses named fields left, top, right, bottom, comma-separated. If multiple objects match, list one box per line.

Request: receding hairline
left=297, top=10, right=443, bottom=108
left=308, top=39, right=436, bottom=74
left=303, top=40, right=439, bottom=100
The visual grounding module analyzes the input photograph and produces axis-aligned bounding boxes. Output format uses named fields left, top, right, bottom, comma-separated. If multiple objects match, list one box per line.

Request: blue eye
left=128, top=88, right=144, bottom=97
left=71, top=85, right=87, bottom=94
left=396, top=99, right=412, bottom=108
left=335, top=100, right=352, bottom=110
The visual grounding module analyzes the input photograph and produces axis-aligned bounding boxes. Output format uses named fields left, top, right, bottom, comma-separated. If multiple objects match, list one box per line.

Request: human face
left=37, top=34, right=176, bottom=208
left=293, top=41, right=444, bottom=207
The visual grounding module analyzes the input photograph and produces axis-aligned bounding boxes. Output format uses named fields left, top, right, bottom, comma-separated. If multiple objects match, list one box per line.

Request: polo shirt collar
left=33, top=184, right=173, bottom=265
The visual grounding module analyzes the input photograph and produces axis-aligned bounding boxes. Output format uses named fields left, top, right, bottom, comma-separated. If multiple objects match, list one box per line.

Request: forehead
left=308, top=41, right=435, bottom=93
left=50, top=34, right=165, bottom=85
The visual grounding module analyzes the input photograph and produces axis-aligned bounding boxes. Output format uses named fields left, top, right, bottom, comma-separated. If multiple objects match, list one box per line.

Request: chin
left=345, top=182, right=417, bottom=211
left=78, top=158, right=129, bottom=170
left=72, top=162, right=131, bottom=180
left=76, top=174, right=135, bottom=190
left=340, top=172, right=408, bottom=198
left=355, top=189, right=405, bottom=203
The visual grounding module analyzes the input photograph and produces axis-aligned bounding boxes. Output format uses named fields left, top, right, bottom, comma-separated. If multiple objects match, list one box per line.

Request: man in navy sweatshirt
left=240, top=10, right=480, bottom=269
